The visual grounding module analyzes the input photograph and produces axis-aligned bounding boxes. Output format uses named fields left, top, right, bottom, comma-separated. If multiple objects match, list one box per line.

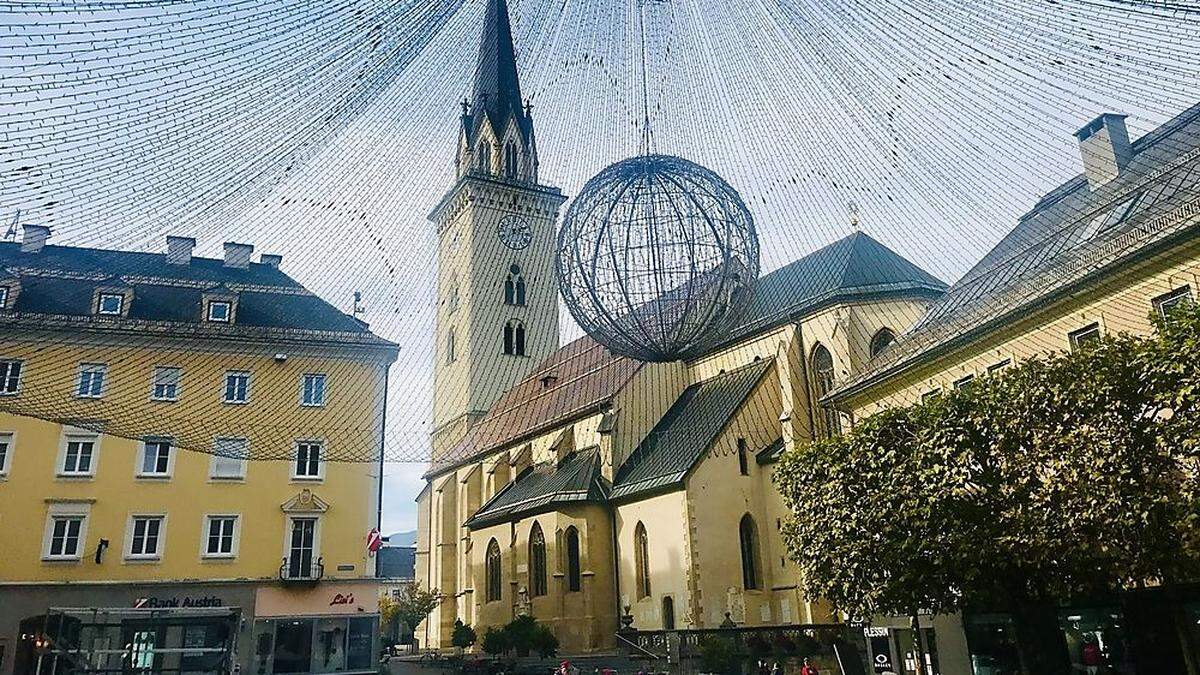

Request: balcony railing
left=279, top=555, right=324, bottom=583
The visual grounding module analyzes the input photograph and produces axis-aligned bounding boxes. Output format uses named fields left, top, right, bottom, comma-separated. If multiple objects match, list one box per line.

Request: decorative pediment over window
left=281, top=488, right=329, bottom=514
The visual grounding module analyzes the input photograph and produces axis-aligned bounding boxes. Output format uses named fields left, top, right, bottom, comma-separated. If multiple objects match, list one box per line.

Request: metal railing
left=279, top=555, right=324, bottom=583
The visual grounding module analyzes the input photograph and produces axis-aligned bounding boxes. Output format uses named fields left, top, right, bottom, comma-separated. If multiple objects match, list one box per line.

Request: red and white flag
left=367, top=528, right=382, bottom=555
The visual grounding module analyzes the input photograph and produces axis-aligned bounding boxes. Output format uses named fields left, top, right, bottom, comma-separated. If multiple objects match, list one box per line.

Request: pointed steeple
left=469, top=0, right=532, bottom=144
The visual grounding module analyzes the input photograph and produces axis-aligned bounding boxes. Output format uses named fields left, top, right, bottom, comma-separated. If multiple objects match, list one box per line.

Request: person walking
left=799, top=657, right=819, bottom=675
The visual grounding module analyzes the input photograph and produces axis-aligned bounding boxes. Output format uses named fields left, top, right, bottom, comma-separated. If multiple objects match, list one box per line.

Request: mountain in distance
left=386, top=529, right=417, bottom=547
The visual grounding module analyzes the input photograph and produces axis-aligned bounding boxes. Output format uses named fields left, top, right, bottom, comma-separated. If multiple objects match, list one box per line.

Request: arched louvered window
left=870, top=328, right=896, bottom=358
left=634, top=522, right=651, bottom=600
left=529, top=522, right=547, bottom=597
left=565, top=526, right=581, bottom=592
left=505, top=265, right=526, bottom=306
left=739, top=514, right=760, bottom=590
left=477, top=141, right=492, bottom=174
left=811, top=344, right=840, bottom=438
left=503, top=320, right=526, bottom=356
left=446, top=328, right=456, bottom=365
left=504, top=142, right=518, bottom=179
left=486, top=539, right=502, bottom=602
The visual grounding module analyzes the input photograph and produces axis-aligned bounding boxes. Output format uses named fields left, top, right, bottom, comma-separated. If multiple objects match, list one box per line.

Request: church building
left=414, top=0, right=947, bottom=655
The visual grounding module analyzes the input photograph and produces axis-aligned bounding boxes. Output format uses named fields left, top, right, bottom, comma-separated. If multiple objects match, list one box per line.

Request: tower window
left=503, top=319, right=526, bottom=356
left=505, top=265, right=526, bottom=306
left=504, top=142, right=518, bottom=179
left=737, top=438, right=749, bottom=475
left=477, top=141, right=492, bottom=174
left=446, top=328, right=456, bottom=364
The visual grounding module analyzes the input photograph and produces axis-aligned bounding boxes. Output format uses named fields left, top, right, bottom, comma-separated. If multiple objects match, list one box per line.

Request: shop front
left=251, top=581, right=379, bottom=675
left=0, top=582, right=256, bottom=675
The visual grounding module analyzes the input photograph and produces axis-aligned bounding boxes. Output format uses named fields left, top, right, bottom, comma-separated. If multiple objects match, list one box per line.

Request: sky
left=3, top=0, right=1200, bottom=532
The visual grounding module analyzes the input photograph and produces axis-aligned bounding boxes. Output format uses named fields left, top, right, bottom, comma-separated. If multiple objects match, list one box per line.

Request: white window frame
left=150, top=366, right=181, bottom=402
left=282, top=515, right=322, bottom=577
left=76, top=363, right=107, bottom=399
left=1153, top=286, right=1193, bottom=321
left=222, top=371, right=250, bottom=404
left=210, top=437, right=249, bottom=480
left=1068, top=322, right=1102, bottom=352
left=97, top=293, right=124, bottom=316
left=136, top=438, right=174, bottom=479
left=125, top=514, right=166, bottom=561
left=206, top=301, right=232, bottom=323
left=300, top=373, right=327, bottom=407
left=987, top=358, right=1012, bottom=374
left=202, top=514, right=240, bottom=559
left=58, top=430, right=100, bottom=478
left=952, top=374, right=975, bottom=390
left=0, top=286, right=8, bottom=309
left=42, top=503, right=90, bottom=561
left=0, top=359, right=20, bottom=396
left=0, top=431, right=14, bottom=477
left=292, top=439, right=325, bottom=481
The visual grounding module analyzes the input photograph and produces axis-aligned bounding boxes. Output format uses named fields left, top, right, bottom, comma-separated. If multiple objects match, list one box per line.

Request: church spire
left=469, top=0, right=532, bottom=144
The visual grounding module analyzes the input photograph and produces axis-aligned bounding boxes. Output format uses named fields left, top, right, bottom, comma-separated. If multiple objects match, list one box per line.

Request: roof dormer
left=202, top=285, right=239, bottom=324
left=93, top=276, right=133, bottom=318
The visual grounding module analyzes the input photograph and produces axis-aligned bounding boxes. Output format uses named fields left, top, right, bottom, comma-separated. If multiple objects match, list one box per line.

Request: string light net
left=555, top=154, right=759, bottom=361
left=0, top=0, right=1198, bottom=473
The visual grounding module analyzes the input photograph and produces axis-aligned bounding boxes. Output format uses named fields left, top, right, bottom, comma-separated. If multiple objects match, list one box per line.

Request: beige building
left=824, top=105, right=1200, bottom=673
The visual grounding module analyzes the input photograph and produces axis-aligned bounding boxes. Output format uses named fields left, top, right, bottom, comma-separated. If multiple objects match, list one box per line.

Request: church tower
left=429, top=0, right=565, bottom=460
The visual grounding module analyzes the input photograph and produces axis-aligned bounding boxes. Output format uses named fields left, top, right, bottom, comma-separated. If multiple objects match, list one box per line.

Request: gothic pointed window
left=811, top=344, right=840, bottom=438
left=529, top=522, right=547, bottom=597
left=503, top=320, right=526, bottom=356
left=869, top=328, right=896, bottom=358
left=739, top=514, right=760, bottom=590
left=565, top=526, right=581, bottom=592
left=446, top=328, right=456, bottom=365
left=634, top=521, right=650, bottom=599
left=477, top=141, right=492, bottom=175
left=505, top=265, right=526, bottom=306
left=486, top=539, right=502, bottom=602
left=504, top=142, right=518, bottom=179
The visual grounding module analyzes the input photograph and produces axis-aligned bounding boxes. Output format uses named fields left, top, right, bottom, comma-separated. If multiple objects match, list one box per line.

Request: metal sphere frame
left=555, top=154, right=760, bottom=362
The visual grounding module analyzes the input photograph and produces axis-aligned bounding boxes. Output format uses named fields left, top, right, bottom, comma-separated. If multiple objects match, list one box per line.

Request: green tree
left=392, top=583, right=441, bottom=651
left=452, top=620, right=478, bottom=650
left=482, top=626, right=511, bottom=657
left=775, top=304, right=1200, bottom=675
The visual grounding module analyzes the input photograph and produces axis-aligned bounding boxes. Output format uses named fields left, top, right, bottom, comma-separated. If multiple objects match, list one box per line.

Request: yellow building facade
left=0, top=232, right=398, bottom=675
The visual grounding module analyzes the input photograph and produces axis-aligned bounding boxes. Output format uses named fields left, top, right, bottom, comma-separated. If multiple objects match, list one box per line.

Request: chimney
left=260, top=254, right=283, bottom=269
left=20, top=224, right=50, bottom=254
left=166, top=236, right=196, bottom=265
left=223, top=242, right=253, bottom=270
left=1075, top=113, right=1133, bottom=190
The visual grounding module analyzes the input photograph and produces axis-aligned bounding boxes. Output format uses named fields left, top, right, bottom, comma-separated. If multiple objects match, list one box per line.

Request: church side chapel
left=413, top=1, right=948, bottom=651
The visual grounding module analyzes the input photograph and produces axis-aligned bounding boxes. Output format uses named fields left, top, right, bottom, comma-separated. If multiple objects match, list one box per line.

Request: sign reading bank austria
left=134, top=596, right=225, bottom=609
left=255, top=582, right=378, bottom=618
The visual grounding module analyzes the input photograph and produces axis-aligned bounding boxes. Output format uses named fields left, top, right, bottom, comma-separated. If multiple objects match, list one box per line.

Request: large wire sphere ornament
left=555, top=154, right=760, bottom=362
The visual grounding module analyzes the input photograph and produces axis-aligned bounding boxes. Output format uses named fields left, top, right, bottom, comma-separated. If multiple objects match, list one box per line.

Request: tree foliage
left=452, top=620, right=478, bottom=649
left=391, top=582, right=442, bottom=633
left=774, top=304, right=1200, bottom=625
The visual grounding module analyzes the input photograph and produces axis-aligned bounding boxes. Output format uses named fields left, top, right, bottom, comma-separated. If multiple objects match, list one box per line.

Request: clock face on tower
left=497, top=215, right=533, bottom=250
